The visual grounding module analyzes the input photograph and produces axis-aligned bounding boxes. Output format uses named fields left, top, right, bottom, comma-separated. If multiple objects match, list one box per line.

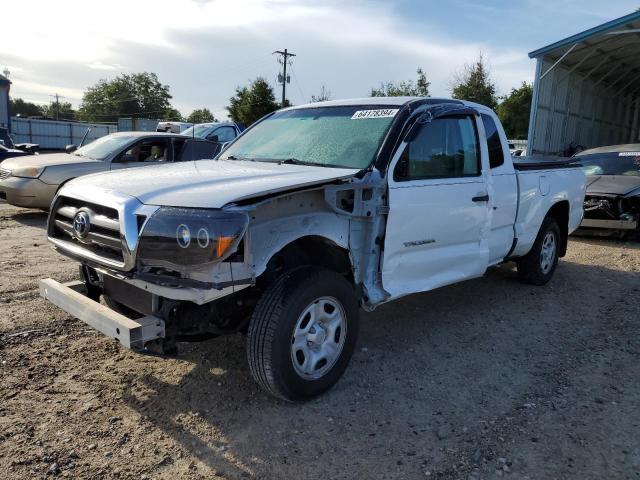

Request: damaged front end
left=581, top=194, right=640, bottom=233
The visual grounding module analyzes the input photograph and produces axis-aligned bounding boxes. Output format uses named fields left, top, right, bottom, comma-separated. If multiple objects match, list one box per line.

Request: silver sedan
left=0, top=132, right=219, bottom=209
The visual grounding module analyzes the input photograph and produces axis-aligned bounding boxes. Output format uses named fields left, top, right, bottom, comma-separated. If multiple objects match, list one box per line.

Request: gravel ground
left=1, top=200, right=639, bottom=480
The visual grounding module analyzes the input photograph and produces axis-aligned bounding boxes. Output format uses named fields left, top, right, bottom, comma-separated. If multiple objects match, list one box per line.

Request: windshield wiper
left=225, top=155, right=254, bottom=161
left=278, top=158, right=319, bottom=167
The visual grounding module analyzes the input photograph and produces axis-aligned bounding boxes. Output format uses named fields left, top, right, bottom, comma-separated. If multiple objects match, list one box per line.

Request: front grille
left=0, top=168, right=10, bottom=180
left=50, top=196, right=124, bottom=263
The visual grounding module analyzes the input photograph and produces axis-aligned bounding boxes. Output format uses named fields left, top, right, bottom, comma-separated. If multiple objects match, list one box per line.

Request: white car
left=156, top=121, right=193, bottom=133
left=40, top=97, right=586, bottom=401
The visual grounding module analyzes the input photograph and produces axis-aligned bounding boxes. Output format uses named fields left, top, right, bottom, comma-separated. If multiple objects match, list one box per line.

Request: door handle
left=472, top=194, right=490, bottom=203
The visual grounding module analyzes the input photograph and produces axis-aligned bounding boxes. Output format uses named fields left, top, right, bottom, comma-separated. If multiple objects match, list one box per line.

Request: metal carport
left=0, top=73, right=10, bottom=132
left=527, top=11, right=640, bottom=156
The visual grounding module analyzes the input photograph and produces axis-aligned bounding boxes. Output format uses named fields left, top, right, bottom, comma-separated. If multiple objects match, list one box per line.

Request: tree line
left=10, top=55, right=532, bottom=139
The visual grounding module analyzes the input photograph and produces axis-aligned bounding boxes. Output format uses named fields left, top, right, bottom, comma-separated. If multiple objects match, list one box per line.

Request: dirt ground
left=1, top=200, right=639, bottom=480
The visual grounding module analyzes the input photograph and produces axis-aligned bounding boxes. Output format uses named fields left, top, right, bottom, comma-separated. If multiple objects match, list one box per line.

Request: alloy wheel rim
left=540, top=231, right=557, bottom=274
left=291, top=296, right=347, bottom=380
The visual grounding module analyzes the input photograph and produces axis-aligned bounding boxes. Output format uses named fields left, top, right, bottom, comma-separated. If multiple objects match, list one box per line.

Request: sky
left=0, top=0, right=637, bottom=121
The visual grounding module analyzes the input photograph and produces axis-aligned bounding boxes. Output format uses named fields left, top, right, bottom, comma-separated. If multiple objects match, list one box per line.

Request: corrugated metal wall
left=10, top=118, right=117, bottom=149
left=117, top=117, right=160, bottom=132
left=529, top=58, right=640, bottom=155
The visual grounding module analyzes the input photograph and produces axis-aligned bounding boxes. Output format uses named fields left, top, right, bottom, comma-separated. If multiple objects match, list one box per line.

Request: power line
left=289, top=67, right=306, bottom=103
left=273, top=49, right=296, bottom=107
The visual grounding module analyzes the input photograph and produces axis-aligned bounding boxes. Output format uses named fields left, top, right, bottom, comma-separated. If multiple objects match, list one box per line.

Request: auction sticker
left=351, top=109, right=399, bottom=119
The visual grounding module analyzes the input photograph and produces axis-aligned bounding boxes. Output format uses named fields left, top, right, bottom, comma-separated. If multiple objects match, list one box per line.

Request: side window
left=176, top=140, right=218, bottom=161
left=481, top=114, right=505, bottom=169
left=398, top=116, right=480, bottom=180
left=210, top=126, right=236, bottom=143
left=119, top=139, right=169, bottom=162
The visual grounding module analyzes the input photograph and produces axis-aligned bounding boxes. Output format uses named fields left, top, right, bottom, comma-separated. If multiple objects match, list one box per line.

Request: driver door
left=381, top=113, right=492, bottom=298
left=110, top=138, right=170, bottom=170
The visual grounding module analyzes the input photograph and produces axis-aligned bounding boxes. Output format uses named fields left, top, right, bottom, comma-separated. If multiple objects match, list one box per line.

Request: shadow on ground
left=5, top=208, right=48, bottom=228
left=120, top=259, right=640, bottom=479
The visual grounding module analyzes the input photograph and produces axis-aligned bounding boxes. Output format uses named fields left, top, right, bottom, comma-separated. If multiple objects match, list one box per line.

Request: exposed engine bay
left=581, top=194, right=639, bottom=234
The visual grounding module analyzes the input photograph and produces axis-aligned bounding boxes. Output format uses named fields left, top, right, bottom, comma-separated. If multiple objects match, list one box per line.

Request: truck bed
left=513, top=156, right=581, bottom=171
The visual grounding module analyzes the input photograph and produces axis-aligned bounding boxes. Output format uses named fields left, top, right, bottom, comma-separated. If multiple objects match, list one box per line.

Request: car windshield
left=181, top=124, right=215, bottom=138
left=577, top=152, right=640, bottom=177
left=74, top=135, right=134, bottom=160
left=219, top=105, right=399, bottom=169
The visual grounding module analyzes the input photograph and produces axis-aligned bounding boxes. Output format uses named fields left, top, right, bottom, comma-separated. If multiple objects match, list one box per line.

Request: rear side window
left=397, top=116, right=480, bottom=180
left=481, top=114, right=504, bottom=169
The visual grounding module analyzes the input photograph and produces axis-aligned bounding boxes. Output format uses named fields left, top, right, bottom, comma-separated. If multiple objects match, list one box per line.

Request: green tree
left=162, top=107, right=184, bottom=122
left=41, top=101, right=75, bottom=121
left=497, top=82, right=533, bottom=140
left=77, top=72, right=176, bottom=122
left=370, top=68, right=430, bottom=97
left=226, top=77, right=280, bottom=126
left=451, top=55, right=498, bottom=109
left=187, top=108, right=216, bottom=124
left=310, top=85, right=332, bottom=103
left=10, top=98, right=44, bottom=117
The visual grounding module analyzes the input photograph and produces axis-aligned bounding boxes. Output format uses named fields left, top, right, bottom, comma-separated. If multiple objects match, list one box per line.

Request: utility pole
left=49, top=93, right=64, bottom=121
left=273, top=49, right=296, bottom=107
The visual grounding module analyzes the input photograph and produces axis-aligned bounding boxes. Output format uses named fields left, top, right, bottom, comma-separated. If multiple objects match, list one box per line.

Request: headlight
left=11, top=166, right=45, bottom=178
left=137, top=207, right=248, bottom=268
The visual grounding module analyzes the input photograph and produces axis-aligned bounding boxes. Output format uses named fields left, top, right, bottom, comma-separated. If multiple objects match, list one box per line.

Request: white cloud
left=87, top=62, right=123, bottom=71
left=3, top=0, right=625, bottom=116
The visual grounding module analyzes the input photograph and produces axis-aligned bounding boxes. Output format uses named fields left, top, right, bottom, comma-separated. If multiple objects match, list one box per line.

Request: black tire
left=247, top=266, right=359, bottom=401
left=517, top=216, right=562, bottom=286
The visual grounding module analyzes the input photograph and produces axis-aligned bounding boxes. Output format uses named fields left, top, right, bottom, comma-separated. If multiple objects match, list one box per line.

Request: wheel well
left=259, top=236, right=353, bottom=286
left=56, top=178, right=74, bottom=193
left=547, top=200, right=569, bottom=257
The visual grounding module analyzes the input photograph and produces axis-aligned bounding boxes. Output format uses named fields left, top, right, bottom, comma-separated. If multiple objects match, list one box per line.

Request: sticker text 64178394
left=351, top=109, right=399, bottom=120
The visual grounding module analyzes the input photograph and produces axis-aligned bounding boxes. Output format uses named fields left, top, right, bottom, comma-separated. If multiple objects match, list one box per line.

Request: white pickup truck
left=40, top=98, right=586, bottom=401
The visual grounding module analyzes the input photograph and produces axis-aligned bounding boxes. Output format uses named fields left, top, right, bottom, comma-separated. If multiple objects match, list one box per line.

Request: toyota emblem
left=72, top=211, right=91, bottom=239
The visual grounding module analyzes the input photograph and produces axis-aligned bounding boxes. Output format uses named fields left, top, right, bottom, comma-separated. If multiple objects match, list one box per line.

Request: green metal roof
left=529, top=10, right=640, bottom=58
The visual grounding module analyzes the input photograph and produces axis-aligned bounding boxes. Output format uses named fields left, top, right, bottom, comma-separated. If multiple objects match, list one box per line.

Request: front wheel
left=247, top=266, right=359, bottom=401
left=517, top=216, right=562, bottom=285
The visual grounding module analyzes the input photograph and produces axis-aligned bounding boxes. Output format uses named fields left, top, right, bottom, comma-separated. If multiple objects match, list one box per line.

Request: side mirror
left=65, top=144, right=77, bottom=153
left=207, top=134, right=219, bottom=143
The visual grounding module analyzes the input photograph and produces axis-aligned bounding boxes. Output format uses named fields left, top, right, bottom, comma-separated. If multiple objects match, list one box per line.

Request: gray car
left=0, top=132, right=217, bottom=209
left=575, top=143, right=640, bottom=234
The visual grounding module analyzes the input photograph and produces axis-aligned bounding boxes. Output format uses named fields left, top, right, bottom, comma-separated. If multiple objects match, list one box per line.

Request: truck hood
left=586, top=175, right=640, bottom=196
left=1, top=152, right=100, bottom=170
left=67, top=159, right=360, bottom=208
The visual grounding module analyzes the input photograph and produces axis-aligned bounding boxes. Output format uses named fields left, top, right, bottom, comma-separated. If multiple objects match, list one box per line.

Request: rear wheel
left=247, top=266, right=359, bottom=401
left=517, top=216, right=561, bottom=285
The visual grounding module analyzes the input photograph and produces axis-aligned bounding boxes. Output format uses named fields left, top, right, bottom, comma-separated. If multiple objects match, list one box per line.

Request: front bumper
left=580, top=217, right=638, bottom=230
left=39, top=278, right=165, bottom=349
left=0, top=176, right=57, bottom=208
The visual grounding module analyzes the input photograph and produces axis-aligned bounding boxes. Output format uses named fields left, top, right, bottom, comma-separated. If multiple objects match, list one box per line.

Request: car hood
left=586, top=175, right=640, bottom=196
left=0, top=152, right=100, bottom=170
left=66, top=160, right=360, bottom=208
